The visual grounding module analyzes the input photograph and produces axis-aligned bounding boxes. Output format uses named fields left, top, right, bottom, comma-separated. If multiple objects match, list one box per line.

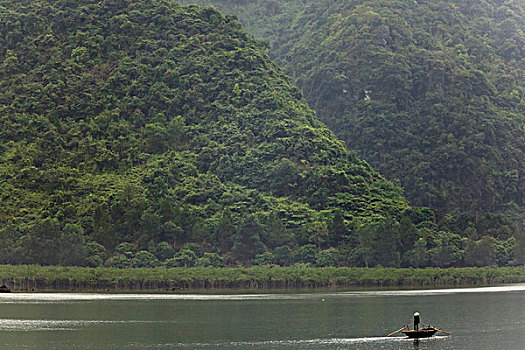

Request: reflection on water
left=0, top=319, right=166, bottom=331
left=0, top=284, right=522, bottom=349
left=0, top=284, right=523, bottom=302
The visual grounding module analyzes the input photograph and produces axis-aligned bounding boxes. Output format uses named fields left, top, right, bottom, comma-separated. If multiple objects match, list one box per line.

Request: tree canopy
left=182, top=0, right=525, bottom=262
left=0, top=0, right=419, bottom=267
left=0, top=0, right=521, bottom=267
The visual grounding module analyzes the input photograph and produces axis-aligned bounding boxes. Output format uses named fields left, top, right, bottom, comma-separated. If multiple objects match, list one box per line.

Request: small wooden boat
left=401, top=328, right=438, bottom=338
left=387, top=320, right=449, bottom=338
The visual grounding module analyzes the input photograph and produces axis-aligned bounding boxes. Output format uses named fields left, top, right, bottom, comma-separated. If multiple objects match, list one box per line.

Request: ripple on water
left=0, top=319, right=167, bottom=331
left=0, top=284, right=523, bottom=303
left=127, top=336, right=449, bottom=349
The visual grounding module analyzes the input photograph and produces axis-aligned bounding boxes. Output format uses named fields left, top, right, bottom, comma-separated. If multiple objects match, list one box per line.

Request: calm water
left=0, top=285, right=524, bottom=349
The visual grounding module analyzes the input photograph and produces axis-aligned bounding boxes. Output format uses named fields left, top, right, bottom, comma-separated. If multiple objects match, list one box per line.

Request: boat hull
left=402, top=329, right=437, bottom=338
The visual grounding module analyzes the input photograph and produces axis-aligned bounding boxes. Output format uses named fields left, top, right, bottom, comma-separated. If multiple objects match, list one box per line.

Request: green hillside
left=182, top=0, right=525, bottom=256
left=0, top=0, right=425, bottom=268
left=0, top=0, right=519, bottom=268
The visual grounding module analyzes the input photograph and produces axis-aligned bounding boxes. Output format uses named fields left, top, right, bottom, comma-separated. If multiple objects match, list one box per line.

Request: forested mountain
left=0, top=0, right=421, bottom=268
left=182, top=0, right=525, bottom=258
left=0, top=0, right=519, bottom=268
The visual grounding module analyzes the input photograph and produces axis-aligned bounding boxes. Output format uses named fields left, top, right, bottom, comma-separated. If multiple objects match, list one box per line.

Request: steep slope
left=183, top=0, right=525, bottom=243
left=0, top=0, right=418, bottom=266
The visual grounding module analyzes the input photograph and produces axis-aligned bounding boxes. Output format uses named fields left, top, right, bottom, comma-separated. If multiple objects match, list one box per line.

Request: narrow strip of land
left=0, top=265, right=524, bottom=292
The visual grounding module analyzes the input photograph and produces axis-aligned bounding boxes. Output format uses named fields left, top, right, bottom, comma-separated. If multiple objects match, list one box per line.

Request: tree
left=301, top=220, right=329, bottom=248
left=264, top=211, right=292, bottom=249
left=58, top=224, right=88, bottom=266
left=131, top=251, right=160, bottom=268
left=115, top=242, right=137, bottom=259
left=139, top=209, right=163, bottom=242
left=166, top=249, right=197, bottom=267
left=294, top=244, right=320, bottom=265
left=20, top=218, right=61, bottom=265
left=494, top=237, right=517, bottom=266
left=464, top=236, right=496, bottom=267
left=328, top=209, right=348, bottom=246
left=270, top=158, right=300, bottom=196
left=85, top=242, right=107, bottom=267
left=348, top=223, right=375, bottom=267
left=398, top=215, right=418, bottom=255
left=214, top=209, right=236, bottom=253
left=315, top=248, right=340, bottom=267
left=429, top=232, right=466, bottom=267
left=105, top=254, right=131, bottom=268
left=92, top=203, right=119, bottom=249
left=195, top=252, right=224, bottom=267
left=372, top=219, right=401, bottom=267
left=0, top=224, right=22, bottom=264
left=347, top=219, right=402, bottom=267
left=273, top=245, right=293, bottom=266
left=252, top=251, right=274, bottom=265
left=143, top=123, right=168, bottom=154
left=231, top=215, right=265, bottom=265
left=155, top=241, right=175, bottom=261
left=405, top=238, right=430, bottom=268
left=161, top=221, right=183, bottom=248
left=167, top=115, right=188, bottom=146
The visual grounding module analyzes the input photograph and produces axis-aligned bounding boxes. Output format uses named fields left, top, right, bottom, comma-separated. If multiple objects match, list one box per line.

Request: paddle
left=387, top=323, right=412, bottom=337
left=421, top=322, right=451, bottom=336
left=431, top=327, right=451, bottom=336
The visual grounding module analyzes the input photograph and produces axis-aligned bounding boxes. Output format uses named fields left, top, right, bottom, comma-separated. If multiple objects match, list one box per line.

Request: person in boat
left=413, top=312, right=420, bottom=330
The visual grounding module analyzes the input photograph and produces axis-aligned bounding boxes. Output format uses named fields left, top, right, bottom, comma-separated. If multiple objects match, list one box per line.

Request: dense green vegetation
left=1, top=265, right=524, bottom=291
left=0, top=0, right=417, bottom=268
left=0, top=0, right=521, bottom=269
left=182, top=0, right=525, bottom=263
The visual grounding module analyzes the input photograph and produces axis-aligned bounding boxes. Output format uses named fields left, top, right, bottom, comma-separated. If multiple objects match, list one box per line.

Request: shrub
left=85, top=242, right=107, bottom=267
left=315, top=248, right=340, bottom=267
left=165, top=249, right=197, bottom=267
left=252, top=251, right=274, bottom=265
left=155, top=242, right=175, bottom=261
left=131, top=251, right=161, bottom=268
left=295, top=244, right=320, bottom=265
left=115, top=242, right=137, bottom=259
left=104, top=254, right=131, bottom=268
left=273, top=245, right=293, bottom=266
left=195, top=253, right=224, bottom=267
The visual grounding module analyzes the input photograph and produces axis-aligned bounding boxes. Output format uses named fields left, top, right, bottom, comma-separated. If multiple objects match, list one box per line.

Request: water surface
left=0, top=284, right=523, bottom=349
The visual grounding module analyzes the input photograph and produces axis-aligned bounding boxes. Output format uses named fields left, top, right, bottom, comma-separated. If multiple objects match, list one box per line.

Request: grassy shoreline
left=0, top=265, right=524, bottom=292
